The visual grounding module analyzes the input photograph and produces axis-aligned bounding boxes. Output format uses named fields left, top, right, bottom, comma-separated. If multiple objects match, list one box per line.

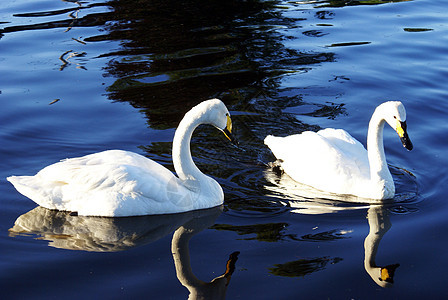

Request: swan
left=264, top=101, right=413, bottom=200
left=7, top=99, right=237, bottom=217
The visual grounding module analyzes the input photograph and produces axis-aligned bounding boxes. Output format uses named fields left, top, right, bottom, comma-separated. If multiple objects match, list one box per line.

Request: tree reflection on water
left=99, top=0, right=337, bottom=127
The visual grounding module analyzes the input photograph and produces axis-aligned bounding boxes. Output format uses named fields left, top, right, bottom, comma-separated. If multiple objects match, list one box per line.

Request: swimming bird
left=7, top=99, right=237, bottom=217
left=264, top=101, right=413, bottom=200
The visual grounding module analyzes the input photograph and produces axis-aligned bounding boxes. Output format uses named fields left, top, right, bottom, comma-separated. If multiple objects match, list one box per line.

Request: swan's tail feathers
left=7, top=176, right=58, bottom=210
left=264, top=135, right=276, bottom=146
left=264, top=135, right=286, bottom=156
left=264, top=135, right=285, bottom=174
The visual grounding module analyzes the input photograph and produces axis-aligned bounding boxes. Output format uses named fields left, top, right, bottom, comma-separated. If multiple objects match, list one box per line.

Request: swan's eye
left=393, top=116, right=396, bottom=119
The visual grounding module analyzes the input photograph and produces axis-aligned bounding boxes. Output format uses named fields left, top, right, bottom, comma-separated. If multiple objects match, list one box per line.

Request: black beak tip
left=223, top=128, right=239, bottom=146
left=230, top=135, right=239, bottom=147
left=401, top=135, right=413, bottom=151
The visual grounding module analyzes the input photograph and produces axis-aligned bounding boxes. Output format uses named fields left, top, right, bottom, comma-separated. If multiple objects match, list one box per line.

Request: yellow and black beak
left=222, top=114, right=238, bottom=146
left=379, top=263, right=400, bottom=284
left=396, top=120, right=413, bottom=151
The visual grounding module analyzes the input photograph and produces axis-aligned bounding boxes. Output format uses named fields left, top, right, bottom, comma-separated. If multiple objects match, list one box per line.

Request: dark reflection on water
left=212, top=222, right=292, bottom=242
left=98, top=0, right=336, bottom=127
left=1, top=2, right=112, bottom=34
left=269, top=256, right=343, bottom=278
left=315, top=0, right=412, bottom=8
left=212, top=222, right=352, bottom=243
left=264, top=205, right=399, bottom=288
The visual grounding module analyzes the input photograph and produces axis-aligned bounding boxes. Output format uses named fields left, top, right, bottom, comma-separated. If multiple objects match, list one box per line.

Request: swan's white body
left=264, top=101, right=412, bottom=200
left=7, top=99, right=235, bottom=217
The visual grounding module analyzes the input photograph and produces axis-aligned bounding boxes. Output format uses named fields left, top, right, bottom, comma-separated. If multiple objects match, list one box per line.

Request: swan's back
left=7, top=150, right=192, bottom=216
left=265, top=128, right=370, bottom=195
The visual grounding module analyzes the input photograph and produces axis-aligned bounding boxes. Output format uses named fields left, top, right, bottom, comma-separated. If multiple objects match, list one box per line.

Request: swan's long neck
left=366, top=108, right=393, bottom=187
left=172, top=111, right=205, bottom=182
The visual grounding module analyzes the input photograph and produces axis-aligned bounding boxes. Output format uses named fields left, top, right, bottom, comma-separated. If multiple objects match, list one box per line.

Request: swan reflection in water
left=364, top=205, right=399, bottom=288
left=265, top=170, right=400, bottom=287
left=171, top=215, right=239, bottom=300
left=9, top=205, right=239, bottom=298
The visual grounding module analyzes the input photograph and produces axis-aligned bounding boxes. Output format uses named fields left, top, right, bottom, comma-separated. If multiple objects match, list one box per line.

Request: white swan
left=7, top=99, right=237, bottom=217
left=264, top=101, right=413, bottom=200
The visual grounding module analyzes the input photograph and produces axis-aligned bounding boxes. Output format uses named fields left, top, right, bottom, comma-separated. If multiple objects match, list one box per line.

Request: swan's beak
left=379, top=263, right=400, bottom=284
left=396, top=120, right=413, bottom=151
left=222, top=115, right=239, bottom=146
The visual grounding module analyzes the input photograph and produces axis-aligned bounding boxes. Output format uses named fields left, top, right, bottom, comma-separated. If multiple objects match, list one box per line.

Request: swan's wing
left=8, top=150, right=189, bottom=216
left=317, top=128, right=370, bottom=175
left=265, top=130, right=370, bottom=194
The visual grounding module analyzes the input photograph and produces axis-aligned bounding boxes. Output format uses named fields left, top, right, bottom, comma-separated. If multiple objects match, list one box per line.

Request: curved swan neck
left=172, top=111, right=204, bottom=182
left=367, top=109, right=390, bottom=181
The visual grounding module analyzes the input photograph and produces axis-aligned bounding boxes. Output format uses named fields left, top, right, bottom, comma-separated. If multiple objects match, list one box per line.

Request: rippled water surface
left=1, top=0, right=448, bottom=298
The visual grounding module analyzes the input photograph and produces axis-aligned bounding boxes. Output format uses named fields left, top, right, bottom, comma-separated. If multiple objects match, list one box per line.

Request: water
left=1, top=0, right=447, bottom=298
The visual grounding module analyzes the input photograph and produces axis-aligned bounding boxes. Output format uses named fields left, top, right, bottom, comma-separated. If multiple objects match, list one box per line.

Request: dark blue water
left=1, top=0, right=448, bottom=298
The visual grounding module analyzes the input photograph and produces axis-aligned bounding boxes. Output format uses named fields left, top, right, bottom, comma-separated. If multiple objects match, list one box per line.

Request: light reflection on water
left=1, top=0, right=448, bottom=298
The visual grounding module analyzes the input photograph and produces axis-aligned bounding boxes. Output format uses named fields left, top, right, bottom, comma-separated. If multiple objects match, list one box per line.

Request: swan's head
left=381, top=101, right=413, bottom=151
left=195, top=99, right=238, bottom=145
